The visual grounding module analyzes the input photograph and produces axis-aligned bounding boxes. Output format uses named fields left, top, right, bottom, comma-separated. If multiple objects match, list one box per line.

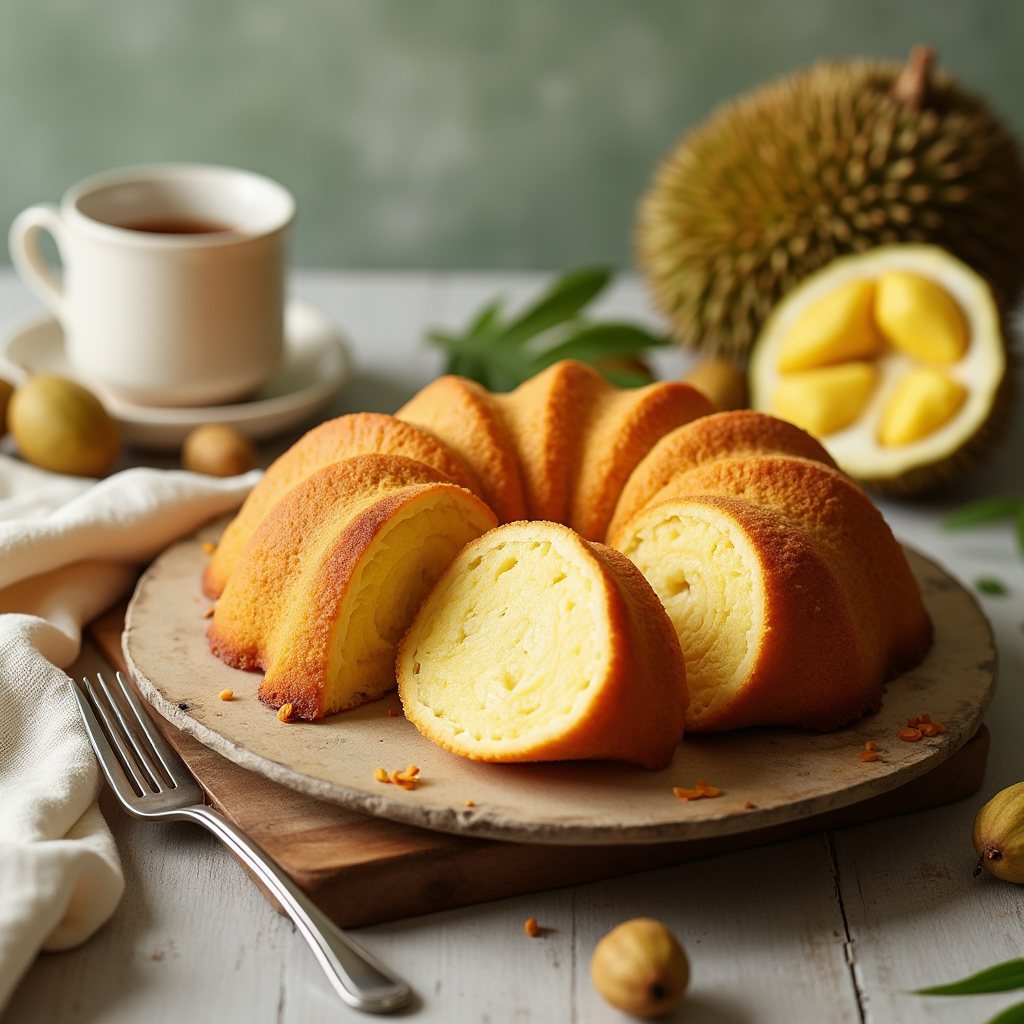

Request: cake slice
left=608, top=410, right=837, bottom=540
left=208, top=454, right=497, bottom=719
left=396, top=375, right=527, bottom=524
left=397, top=521, right=688, bottom=769
left=609, top=455, right=932, bottom=732
left=204, top=412, right=480, bottom=598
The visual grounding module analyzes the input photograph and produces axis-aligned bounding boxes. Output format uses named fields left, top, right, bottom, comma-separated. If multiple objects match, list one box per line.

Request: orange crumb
left=920, top=722, right=948, bottom=737
left=202, top=542, right=216, bottom=555
left=859, top=750, right=880, bottom=762
left=524, top=917, right=539, bottom=937
left=387, top=708, right=398, bottom=717
left=743, top=801, right=756, bottom=810
left=696, top=778, right=721, bottom=797
left=464, top=800, right=474, bottom=807
left=218, top=689, right=233, bottom=701
left=673, top=787, right=704, bottom=801
left=389, top=765, right=420, bottom=790
left=203, top=606, right=216, bottom=618
left=374, top=768, right=390, bottom=783
left=277, top=703, right=294, bottom=723
left=898, top=727, right=922, bottom=741
left=865, top=740, right=877, bottom=751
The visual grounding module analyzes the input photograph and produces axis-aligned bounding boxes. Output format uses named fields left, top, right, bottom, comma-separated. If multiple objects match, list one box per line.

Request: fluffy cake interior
left=401, top=535, right=610, bottom=752
left=268, top=496, right=491, bottom=714
left=617, top=503, right=764, bottom=722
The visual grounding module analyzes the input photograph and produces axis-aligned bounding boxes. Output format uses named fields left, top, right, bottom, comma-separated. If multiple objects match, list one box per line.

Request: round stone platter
left=123, top=518, right=996, bottom=846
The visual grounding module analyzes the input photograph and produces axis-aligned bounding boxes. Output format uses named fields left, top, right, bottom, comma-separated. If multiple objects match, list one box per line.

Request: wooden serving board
left=121, top=521, right=996, bottom=845
left=92, top=602, right=989, bottom=927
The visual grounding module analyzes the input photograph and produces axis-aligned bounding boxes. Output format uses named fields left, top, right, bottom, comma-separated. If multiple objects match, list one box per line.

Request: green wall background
left=0, top=0, right=1020, bottom=270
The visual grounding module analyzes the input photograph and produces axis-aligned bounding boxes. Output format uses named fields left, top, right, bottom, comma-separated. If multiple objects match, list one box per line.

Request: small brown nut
left=182, top=424, right=257, bottom=478
left=683, top=357, right=747, bottom=411
left=0, top=378, right=13, bottom=436
left=591, top=918, right=689, bottom=1017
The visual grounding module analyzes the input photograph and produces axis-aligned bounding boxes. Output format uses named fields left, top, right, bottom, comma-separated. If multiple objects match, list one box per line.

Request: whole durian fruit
left=638, top=47, right=1024, bottom=358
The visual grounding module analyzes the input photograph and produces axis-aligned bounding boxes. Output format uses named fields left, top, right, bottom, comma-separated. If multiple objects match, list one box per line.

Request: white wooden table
left=3, top=270, right=1024, bottom=1024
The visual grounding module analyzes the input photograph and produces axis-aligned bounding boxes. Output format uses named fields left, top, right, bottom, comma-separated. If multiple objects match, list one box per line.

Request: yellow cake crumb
left=524, top=917, right=539, bottom=937
left=202, top=542, right=216, bottom=555
left=203, top=606, right=216, bottom=618
left=277, top=703, right=294, bottom=723
left=218, top=689, right=233, bottom=701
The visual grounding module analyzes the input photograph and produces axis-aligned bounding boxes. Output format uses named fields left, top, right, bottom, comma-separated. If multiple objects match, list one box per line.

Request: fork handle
left=176, top=804, right=413, bottom=1013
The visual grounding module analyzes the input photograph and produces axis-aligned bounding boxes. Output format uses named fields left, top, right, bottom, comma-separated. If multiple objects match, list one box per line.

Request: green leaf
left=987, top=1001, right=1024, bottom=1024
left=942, top=497, right=1024, bottom=532
left=466, top=298, right=505, bottom=338
left=600, top=366, right=655, bottom=388
left=535, top=323, right=669, bottom=368
left=976, top=578, right=1009, bottom=596
left=502, top=267, right=611, bottom=345
left=914, top=959, right=1024, bottom=996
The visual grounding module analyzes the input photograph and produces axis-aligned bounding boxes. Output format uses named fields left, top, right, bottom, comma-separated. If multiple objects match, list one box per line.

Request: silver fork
left=70, top=671, right=413, bottom=1014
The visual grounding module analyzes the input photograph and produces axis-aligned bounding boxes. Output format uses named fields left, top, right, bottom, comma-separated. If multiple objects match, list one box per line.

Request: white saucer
left=0, top=302, right=352, bottom=450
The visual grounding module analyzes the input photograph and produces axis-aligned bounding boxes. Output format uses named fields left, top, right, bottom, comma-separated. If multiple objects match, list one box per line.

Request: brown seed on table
left=524, top=917, right=539, bottom=937
left=374, top=768, right=390, bottom=784
left=860, top=750, right=880, bottom=762
left=464, top=800, right=474, bottom=807
left=865, top=740, right=877, bottom=751
left=203, top=606, right=216, bottom=618
left=387, top=708, right=398, bottom=717
left=218, top=689, right=233, bottom=701
left=898, top=727, right=923, bottom=741
left=744, top=801, right=756, bottom=809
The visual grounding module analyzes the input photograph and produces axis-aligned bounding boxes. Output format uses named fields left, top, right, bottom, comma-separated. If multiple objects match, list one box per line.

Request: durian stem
left=891, top=45, right=935, bottom=110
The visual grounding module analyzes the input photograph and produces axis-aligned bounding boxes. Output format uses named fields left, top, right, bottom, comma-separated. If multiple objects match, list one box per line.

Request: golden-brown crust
left=638, top=494, right=878, bottom=732
left=644, top=454, right=933, bottom=681
left=208, top=454, right=496, bottom=719
left=203, top=413, right=480, bottom=598
left=397, top=522, right=688, bottom=769
left=608, top=410, right=838, bottom=539
left=570, top=379, right=715, bottom=542
left=490, top=361, right=600, bottom=523
left=609, top=455, right=932, bottom=731
left=396, top=376, right=527, bottom=524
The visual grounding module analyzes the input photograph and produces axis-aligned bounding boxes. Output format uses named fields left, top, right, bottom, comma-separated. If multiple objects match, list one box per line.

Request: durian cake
left=608, top=410, right=838, bottom=539
left=204, top=412, right=481, bottom=598
left=609, top=455, right=932, bottom=732
left=209, top=454, right=496, bottom=718
left=397, top=521, right=688, bottom=770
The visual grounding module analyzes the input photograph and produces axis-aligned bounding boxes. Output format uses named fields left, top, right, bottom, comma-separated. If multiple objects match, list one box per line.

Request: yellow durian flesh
left=772, top=362, right=877, bottom=437
left=875, top=271, right=969, bottom=365
left=749, top=245, right=1005, bottom=492
left=778, top=279, right=883, bottom=372
left=879, top=367, right=967, bottom=447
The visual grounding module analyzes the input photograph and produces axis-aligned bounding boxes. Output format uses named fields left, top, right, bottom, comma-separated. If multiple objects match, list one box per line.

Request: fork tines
left=72, top=672, right=186, bottom=804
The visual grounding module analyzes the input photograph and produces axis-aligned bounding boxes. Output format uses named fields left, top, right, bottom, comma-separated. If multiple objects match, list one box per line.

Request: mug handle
left=9, top=203, right=67, bottom=320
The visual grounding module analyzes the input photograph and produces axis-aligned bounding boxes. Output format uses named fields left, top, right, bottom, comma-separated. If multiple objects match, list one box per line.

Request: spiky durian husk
left=638, top=57, right=1024, bottom=359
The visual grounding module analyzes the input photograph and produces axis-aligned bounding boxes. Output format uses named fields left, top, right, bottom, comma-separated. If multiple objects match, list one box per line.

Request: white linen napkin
left=0, top=454, right=260, bottom=1011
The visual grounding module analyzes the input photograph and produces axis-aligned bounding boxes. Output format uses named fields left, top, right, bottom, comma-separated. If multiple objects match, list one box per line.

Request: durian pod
left=638, top=46, right=1024, bottom=359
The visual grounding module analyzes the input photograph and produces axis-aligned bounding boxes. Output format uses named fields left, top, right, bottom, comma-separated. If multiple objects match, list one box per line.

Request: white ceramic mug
left=9, top=164, right=295, bottom=407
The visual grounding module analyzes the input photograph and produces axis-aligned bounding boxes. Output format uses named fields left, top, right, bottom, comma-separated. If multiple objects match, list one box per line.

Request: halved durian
left=748, top=245, right=1008, bottom=495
